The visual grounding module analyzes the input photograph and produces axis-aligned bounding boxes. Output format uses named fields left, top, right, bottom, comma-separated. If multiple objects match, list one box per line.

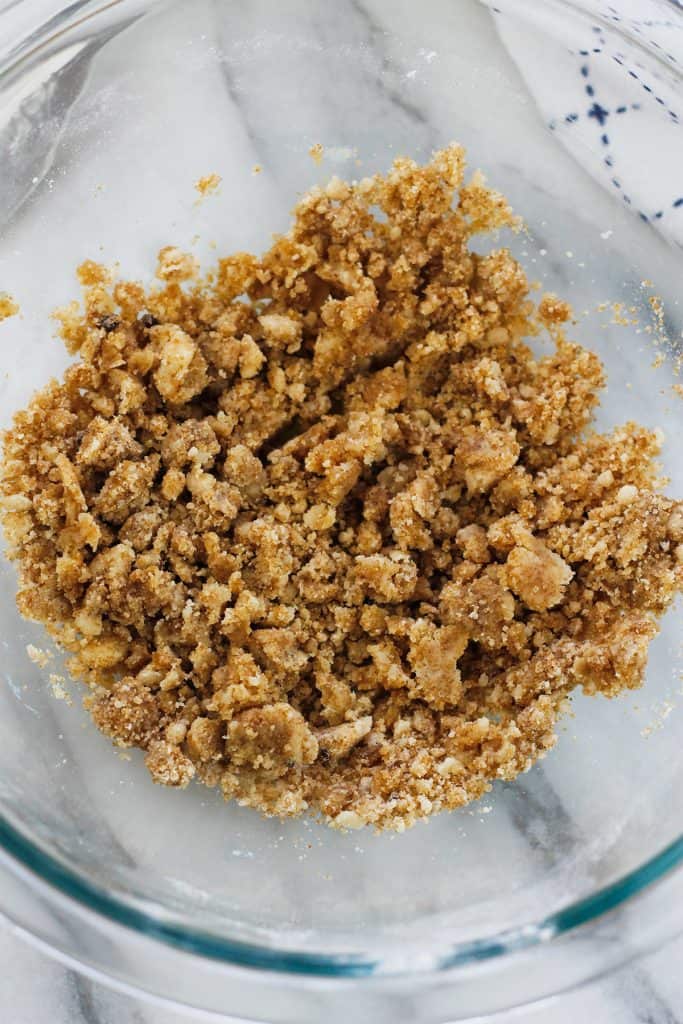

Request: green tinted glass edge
left=1, top=816, right=682, bottom=976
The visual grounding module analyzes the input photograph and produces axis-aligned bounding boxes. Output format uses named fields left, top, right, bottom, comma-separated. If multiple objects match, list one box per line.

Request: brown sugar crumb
left=309, top=143, right=324, bottom=165
left=538, top=292, right=572, bottom=327
left=194, top=173, right=222, bottom=198
left=49, top=673, right=72, bottom=703
left=2, top=144, right=682, bottom=832
left=0, top=293, right=19, bottom=322
left=145, top=739, right=195, bottom=787
left=504, top=532, right=573, bottom=612
left=26, top=644, right=52, bottom=669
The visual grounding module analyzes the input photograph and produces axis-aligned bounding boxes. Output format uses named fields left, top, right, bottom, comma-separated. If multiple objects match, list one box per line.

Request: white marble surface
left=1, top=0, right=682, bottom=1022
left=1, top=917, right=682, bottom=1024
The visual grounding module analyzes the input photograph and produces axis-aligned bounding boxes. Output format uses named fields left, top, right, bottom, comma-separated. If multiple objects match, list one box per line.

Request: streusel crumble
left=2, top=145, right=681, bottom=830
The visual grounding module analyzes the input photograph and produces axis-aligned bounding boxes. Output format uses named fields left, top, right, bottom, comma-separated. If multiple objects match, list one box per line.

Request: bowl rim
left=0, top=0, right=682, bottom=989
left=1, top=814, right=683, bottom=976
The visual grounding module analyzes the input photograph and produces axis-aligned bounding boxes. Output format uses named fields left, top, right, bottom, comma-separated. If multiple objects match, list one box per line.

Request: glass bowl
left=0, top=0, right=682, bottom=1020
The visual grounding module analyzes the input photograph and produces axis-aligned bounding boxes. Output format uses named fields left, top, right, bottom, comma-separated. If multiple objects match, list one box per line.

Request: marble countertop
left=1, top=1, right=682, bottom=1023
left=2, top=917, right=682, bottom=1024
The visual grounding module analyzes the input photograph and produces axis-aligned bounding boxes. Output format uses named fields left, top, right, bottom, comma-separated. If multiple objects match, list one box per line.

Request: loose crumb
left=309, top=143, right=324, bottom=166
left=641, top=700, right=675, bottom=737
left=0, top=293, right=19, bottom=322
left=49, top=673, right=71, bottom=703
left=194, top=174, right=222, bottom=198
left=26, top=644, right=52, bottom=669
left=1, top=144, right=681, bottom=832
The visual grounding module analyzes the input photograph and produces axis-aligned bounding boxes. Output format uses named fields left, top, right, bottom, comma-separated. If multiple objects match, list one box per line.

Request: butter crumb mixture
left=2, top=146, right=682, bottom=831
left=0, top=293, right=19, bottom=322
left=194, top=173, right=222, bottom=198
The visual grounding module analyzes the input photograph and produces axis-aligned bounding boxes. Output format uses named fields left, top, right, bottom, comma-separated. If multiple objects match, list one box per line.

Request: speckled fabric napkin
left=494, top=0, right=683, bottom=244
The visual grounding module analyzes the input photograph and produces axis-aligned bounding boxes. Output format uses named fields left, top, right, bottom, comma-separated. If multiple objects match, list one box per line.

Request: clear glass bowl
left=0, top=1, right=682, bottom=1020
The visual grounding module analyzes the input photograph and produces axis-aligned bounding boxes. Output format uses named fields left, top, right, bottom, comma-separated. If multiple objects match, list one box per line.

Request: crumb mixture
left=309, top=143, right=324, bottom=166
left=2, top=146, right=682, bottom=831
left=194, top=174, right=222, bottom=199
left=0, top=293, right=19, bottom=322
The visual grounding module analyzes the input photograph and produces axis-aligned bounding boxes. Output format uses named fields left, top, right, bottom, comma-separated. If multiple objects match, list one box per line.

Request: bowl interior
left=0, top=0, right=681, bottom=970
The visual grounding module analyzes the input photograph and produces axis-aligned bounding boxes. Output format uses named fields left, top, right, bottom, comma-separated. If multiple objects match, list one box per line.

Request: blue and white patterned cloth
left=495, top=0, right=683, bottom=245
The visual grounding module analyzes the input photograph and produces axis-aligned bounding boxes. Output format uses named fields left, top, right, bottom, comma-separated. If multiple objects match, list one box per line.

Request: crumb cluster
left=194, top=173, right=222, bottom=199
left=309, top=143, right=324, bottom=166
left=2, top=146, right=682, bottom=830
left=0, top=293, right=19, bottom=322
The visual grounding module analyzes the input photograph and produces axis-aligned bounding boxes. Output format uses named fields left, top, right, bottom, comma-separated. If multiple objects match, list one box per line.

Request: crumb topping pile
left=2, top=146, right=682, bottom=831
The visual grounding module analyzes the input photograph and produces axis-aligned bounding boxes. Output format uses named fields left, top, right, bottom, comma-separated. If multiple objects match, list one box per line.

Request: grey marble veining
left=1, top=0, right=682, bottom=1020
